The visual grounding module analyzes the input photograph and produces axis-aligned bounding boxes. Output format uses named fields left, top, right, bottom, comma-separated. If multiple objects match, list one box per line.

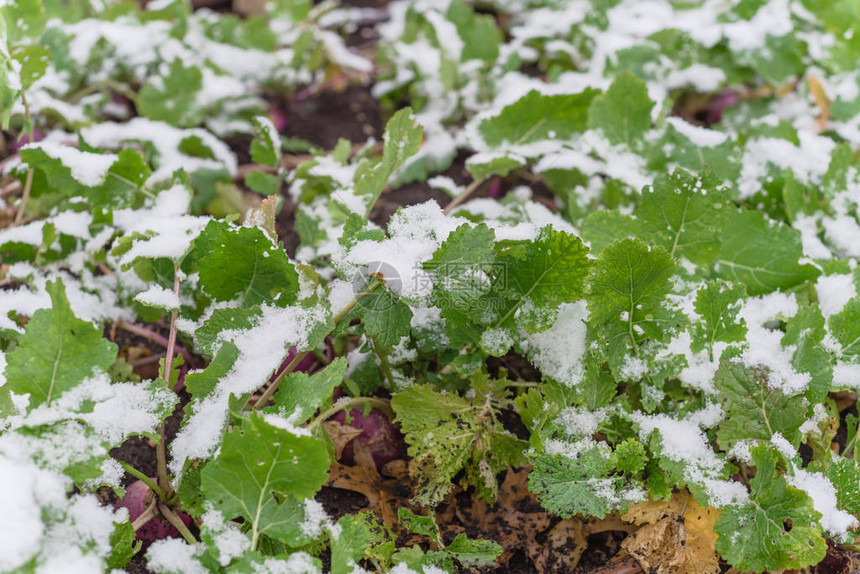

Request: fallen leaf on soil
left=323, top=420, right=365, bottom=460
left=325, top=457, right=406, bottom=529
left=621, top=491, right=721, bottom=574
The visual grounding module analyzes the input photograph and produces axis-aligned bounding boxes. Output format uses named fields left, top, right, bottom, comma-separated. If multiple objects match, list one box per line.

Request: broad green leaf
left=635, top=169, right=730, bottom=265
left=13, top=45, right=50, bottom=90
left=496, top=226, right=591, bottom=334
left=479, top=89, right=599, bottom=147
left=586, top=238, right=676, bottom=371
left=195, top=307, right=262, bottom=359
left=588, top=72, right=654, bottom=146
left=425, top=223, right=497, bottom=317
left=828, top=299, right=860, bottom=361
left=137, top=60, right=203, bottom=127
left=185, top=342, right=240, bottom=398
left=529, top=448, right=628, bottom=518
left=397, top=507, right=439, bottom=543
left=446, top=0, right=500, bottom=62
left=1, top=0, right=45, bottom=44
left=273, top=358, right=346, bottom=425
left=715, top=444, right=826, bottom=572
left=0, top=14, right=17, bottom=129
left=198, top=226, right=299, bottom=306
left=825, top=458, right=860, bottom=517
left=4, top=279, right=117, bottom=409
left=714, top=362, right=807, bottom=449
left=714, top=209, right=819, bottom=295
left=581, top=210, right=636, bottom=256
left=201, top=414, right=330, bottom=548
left=690, top=280, right=747, bottom=354
left=351, top=289, right=413, bottom=348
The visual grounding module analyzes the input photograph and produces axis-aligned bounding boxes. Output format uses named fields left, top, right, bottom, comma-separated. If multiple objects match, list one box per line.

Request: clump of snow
left=202, top=509, right=251, bottom=566
left=24, top=142, right=117, bottom=187
left=666, top=117, right=729, bottom=147
left=298, top=499, right=332, bottom=539
left=527, top=301, right=589, bottom=387
left=170, top=302, right=329, bottom=473
left=147, top=539, right=208, bottom=574
left=738, top=292, right=810, bottom=394
left=134, top=284, right=181, bottom=311
left=815, top=274, right=856, bottom=318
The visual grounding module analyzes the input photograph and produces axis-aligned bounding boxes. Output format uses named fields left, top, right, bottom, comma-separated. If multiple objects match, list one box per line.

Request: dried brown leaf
left=621, top=491, right=721, bottom=574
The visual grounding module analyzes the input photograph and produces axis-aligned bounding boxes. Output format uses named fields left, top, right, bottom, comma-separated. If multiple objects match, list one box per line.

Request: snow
left=632, top=410, right=748, bottom=507
left=666, top=117, right=729, bottom=147
left=24, top=142, right=117, bottom=187
left=82, top=118, right=237, bottom=184
left=299, top=499, right=331, bottom=538
left=342, top=201, right=467, bottom=300
left=147, top=539, right=207, bottom=574
left=655, top=332, right=725, bottom=394
left=788, top=468, right=858, bottom=540
left=202, top=509, right=251, bottom=566
left=170, top=302, right=329, bottom=473
left=739, top=132, right=836, bottom=198
left=113, top=184, right=209, bottom=266
left=0, top=456, right=47, bottom=571
left=738, top=292, right=811, bottom=394
left=0, top=219, right=46, bottom=246
left=134, top=284, right=181, bottom=311
left=815, top=274, right=856, bottom=317
left=527, top=301, right=589, bottom=387
left=249, top=552, right=321, bottom=574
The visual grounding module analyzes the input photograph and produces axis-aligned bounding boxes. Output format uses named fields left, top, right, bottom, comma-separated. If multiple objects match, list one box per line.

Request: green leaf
left=107, top=521, right=140, bottom=570
left=245, top=170, right=282, bottom=195
left=690, top=280, right=747, bottom=353
left=13, top=45, right=50, bottom=90
left=581, top=210, right=636, bottom=256
left=185, top=342, right=240, bottom=398
left=496, top=226, right=592, bottom=334
left=586, top=238, right=676, bottom=371
left=273, top=358, right=346, bottom=425
left=588, top=72, right=654, bottom=146
left=635, top=169, right=731, bottom=265
left=137, top=60, right=203, bottom=127
left=397, top=507, right=440, bottom=544
left=714, top=362, right=808, bottom=449
left=4, top=279, right=117, bottom=409
left=1, top=0, right=45, bottom=44
left=195, top=307, right=262, bottom=359
left=250, top=116, right=282, bottom=167
left=828, top=299, right=860, bottom=361
left=529, top=448, right=626, bottom=518
left=715, top=443, right=826, bottom=572
left=352, top=289, right=413, bottom=348
left=825, top=458, right=860, bottom=517
left=201, top=414, right=330, bottom=548
left=0, top=15, right=17, bottom=130
left=331, top=512, right=395, bottom=574
left=198, top=226, right=299, bottom=306
left=479, top=89, right=599, bottom=147
left=354, top=108, right=423, bottom=210
left=392, top=383, right=526, bottom=505
left=446, top=534, right=503, bottom=567
left=446, top=0, right=500, bottom=62
left=714, top=209, right=820, bottom=295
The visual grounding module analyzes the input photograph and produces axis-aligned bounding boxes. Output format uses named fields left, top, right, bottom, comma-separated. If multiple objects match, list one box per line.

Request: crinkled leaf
left=714, top=443, right=826, bottom=572
left=273, top=357, right=346, bottom=425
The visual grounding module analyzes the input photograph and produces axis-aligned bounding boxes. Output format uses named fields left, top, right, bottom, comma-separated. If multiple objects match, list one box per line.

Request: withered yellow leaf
left=621, top=491, right=721, bottom=574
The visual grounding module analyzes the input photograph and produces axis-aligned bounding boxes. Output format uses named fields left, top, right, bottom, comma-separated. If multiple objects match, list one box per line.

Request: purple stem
left=116, top=321, right=195, bottom=368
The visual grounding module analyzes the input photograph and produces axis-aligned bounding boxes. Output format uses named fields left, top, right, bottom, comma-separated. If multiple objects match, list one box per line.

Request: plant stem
left=306, top=396, right=393, bottom=430
left=131, top=499, right=157, bottom=531
left=66, top=79, right=139, bottom=103
left=155, top=268, right=181, bottom=495
left=372, top=336, right=396, bottom=389
left=250, top=281, right=381, bottom=409
left=115, top=321, right=195, bottom=367
left=118, top=460, right=165, bottom=500
left=158, top=502, right=197, bottom=545
left=443, top=177, right=487, bottom=215
left=12, top=169, right=33, bottom=226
